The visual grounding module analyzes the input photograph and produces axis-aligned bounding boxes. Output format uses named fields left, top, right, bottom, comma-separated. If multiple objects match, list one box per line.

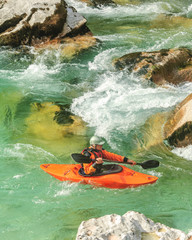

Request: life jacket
left=81, top=147, right=103, bottom=159
left=81, top=147, right=126, bottom=175
left=81, top=147, right=103, bottom=174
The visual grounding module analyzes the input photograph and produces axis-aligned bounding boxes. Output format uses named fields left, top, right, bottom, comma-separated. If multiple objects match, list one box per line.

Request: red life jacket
left=81, top=147, right=103, bottom=174
left=81, top=147, right=103, bottom=159
left=81, top=147, right=125, bottom=175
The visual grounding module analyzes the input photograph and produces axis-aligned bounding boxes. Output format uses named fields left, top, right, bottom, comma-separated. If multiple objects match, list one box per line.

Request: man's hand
left=96, top=158, right=103, bottom=164
left=128, top=159, right=136, bottom=165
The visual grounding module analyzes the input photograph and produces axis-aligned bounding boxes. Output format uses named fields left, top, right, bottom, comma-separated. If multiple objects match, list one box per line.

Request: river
left=1, top=0, right=192, bottom=239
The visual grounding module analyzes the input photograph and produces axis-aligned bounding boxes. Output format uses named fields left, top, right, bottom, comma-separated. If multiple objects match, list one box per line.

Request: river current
left=1, top=0, right=192, bottom=239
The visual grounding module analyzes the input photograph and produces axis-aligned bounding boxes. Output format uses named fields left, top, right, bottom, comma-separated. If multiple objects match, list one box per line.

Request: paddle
left=71, top=153, right=159, bottom=169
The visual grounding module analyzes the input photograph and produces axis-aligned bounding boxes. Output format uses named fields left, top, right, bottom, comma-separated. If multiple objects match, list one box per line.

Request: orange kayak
left=40, top=163, right=158, bottom=189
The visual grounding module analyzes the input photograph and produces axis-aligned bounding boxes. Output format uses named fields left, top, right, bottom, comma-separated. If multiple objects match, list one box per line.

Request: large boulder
left=114, top=48, right=192, bottom=85
left=0, top=0, right=94, bottom=47
left=164, top=94, right=192, bottom=148
left=76, top=211, right=192, bottom=240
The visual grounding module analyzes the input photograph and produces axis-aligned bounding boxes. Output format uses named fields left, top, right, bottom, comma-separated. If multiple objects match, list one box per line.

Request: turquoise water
left=1, top=0, right=192, bottom=239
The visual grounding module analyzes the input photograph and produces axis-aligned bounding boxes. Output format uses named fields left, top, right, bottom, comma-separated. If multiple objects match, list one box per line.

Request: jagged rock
left=114, top=48, right=192, bottom=85
left=59, top=5, right=89, bottom=38
left=0, top=0, right=94, bottom=47
left=164, top=94, right=192, bottom=148
left=76, top=211, right=191, bottom=240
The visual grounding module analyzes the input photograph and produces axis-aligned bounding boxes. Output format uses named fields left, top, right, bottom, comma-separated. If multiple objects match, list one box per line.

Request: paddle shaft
left=71, top=153, right=160, bottom=169
left=100, top=158, right=135, bottom=165
left=97, top=159, right=159, bottom=169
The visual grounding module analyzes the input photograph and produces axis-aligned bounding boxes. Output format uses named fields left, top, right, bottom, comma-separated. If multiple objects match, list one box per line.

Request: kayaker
left=81, top=136, right=136, bottom=175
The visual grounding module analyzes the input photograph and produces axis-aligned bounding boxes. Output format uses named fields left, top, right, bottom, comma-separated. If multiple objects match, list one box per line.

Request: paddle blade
left=138, top=160, right=160, bottom=169
left=71, top=153, right=92, bottom=163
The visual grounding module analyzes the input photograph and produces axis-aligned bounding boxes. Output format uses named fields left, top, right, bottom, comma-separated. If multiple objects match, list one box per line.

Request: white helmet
left=90, top=136, right=105, bottom=145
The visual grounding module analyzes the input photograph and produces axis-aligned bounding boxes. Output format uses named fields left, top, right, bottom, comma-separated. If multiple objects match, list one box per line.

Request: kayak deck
left=40, top=164, right=158, bottom=189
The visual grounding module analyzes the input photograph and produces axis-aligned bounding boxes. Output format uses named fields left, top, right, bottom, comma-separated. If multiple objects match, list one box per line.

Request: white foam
left=13, top=174, right=24, bottom=179
left=146, top=170, right=162, bottom=178
left=8, top=48, right=66, bottom=98
left=54, top=189, right=72, bottom=197
left=0, top=143, right=57, bottom=162
left=88, top=48, right=119, bottom=71
left=186, top=4, right=192, bottom=18
left=71, top=70, right=189, bottom=147
left=65, top=0, right=173, bottom=18
left=54, top=182, right=78, bottom=197
left=32, top=199, right=45, bottom=204
left=150, top=31, right=190, bottom=51
left=172, top=145, right=192, bottom=161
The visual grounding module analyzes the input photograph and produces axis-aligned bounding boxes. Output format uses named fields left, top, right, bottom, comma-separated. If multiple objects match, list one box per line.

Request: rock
left=187, top=233, right=192, bottom=240
left=76, top=211, right=186, bottom=240
left=79, top=0, right=142, bottom=6
left=59, top=5, right=89, bottom=38
left=0, top=0, right=6, bottom=9
left=0, top=0, right=94, bottom=47
left=36, top=32, right=96, bottom=59
left=164, top=94, right=192, bottom=148
left=150, top=14, right=192, bottom=30
left=91, top=0, right=116, bottom=6
left=78, top=0, right=116, bottom=7
left=139, top=112, right=169, bottom=150
left=113, top=48, right=192, bottom=85
left=25, top=102, right=87, bottom=140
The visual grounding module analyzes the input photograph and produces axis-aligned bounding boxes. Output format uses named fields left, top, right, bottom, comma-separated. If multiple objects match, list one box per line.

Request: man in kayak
left=81, top=136, right=136, bottom=175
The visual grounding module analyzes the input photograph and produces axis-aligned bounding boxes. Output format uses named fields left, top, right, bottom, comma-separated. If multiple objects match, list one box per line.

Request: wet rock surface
left=0, top=0, right=93, bottom=47
left=164, top=94, right=192, bottom=148
left=114, top=48, right=192, bottom=85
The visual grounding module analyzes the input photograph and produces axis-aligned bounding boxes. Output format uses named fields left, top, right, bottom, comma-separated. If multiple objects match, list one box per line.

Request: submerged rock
left=25, top=102, right=87, bottom=140
left=164, top=94, right=192, bottom=148
left=0, top=0, right=95, bottom=50
left=114, top=48, right=192, bottom=85
left=139, top=112, right=169, bottom=150
left=35, top=33, right=97, bottom=59
left=76, top=211, right=192, bottom=240
left=151, top=14, right=192, bottom=29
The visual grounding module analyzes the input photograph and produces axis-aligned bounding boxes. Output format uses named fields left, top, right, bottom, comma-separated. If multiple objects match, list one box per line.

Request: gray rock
left=76, top=211, right=187, bottom=240
left=0, top=0, right=91, bottom=46
left=60, top=6, right=88, bottom=38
